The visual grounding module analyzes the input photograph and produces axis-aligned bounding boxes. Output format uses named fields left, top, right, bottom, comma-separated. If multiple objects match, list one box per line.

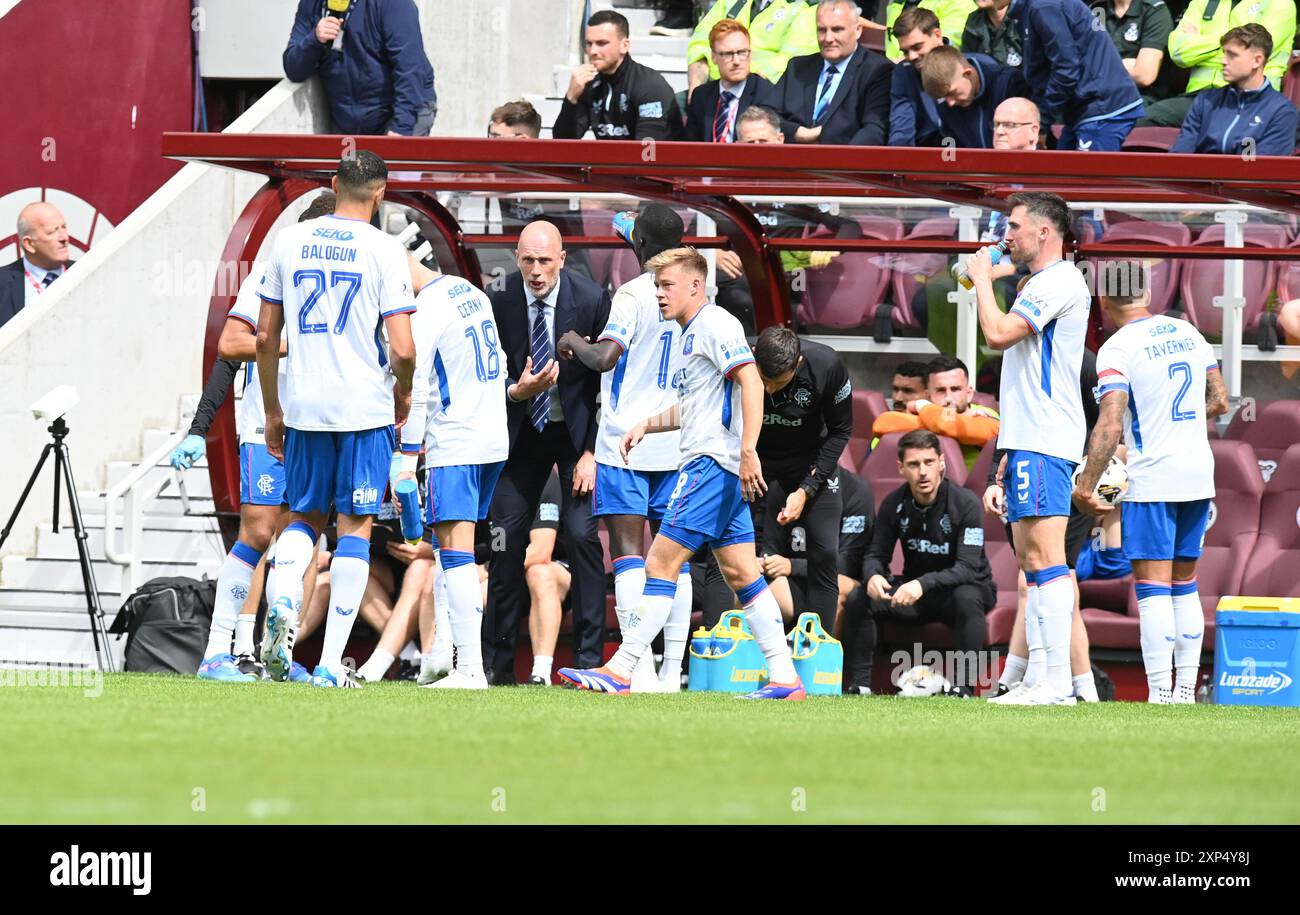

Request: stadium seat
left=964, top=439, right=998, bottom=499
left=1240, top=443, right=1300, bottom=597
left=799, top=216, right=901, bottom=329
left=1223, top=399, right=1300, bottom=482
left=1123, top=439, right=1266, bottom=643
left=1089, top=219, right=1190, bottom=331
left=860, top=431, right=967, bottom=507
left=890, top=217, right=957, bottom=334
left=1120, top=126, right=1180, bottom=153
left=1078, top=570, right=1132, bottom=613
left=1178, top=223, right=1290, bottom=338
left=859, top=26, right=885, bottom=54
left=851, top=388, right=889, bottom=439
left=1275, top=232, right=1300, bottom=307
left=1080, top=606, right=1140, bottom=649
left=580, top=207, right=618, bottom=289
left=1284, top=54, right=1300, bottom=108
left=970, top=391, right=998, bottom=411
left=843, top=436, right=870, bottom=473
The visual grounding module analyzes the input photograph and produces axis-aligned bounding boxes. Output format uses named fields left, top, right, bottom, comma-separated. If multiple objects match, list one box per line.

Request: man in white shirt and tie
left=684, top=18, right=781, bottom=142
left=2, top=202, right=72, bottom=328
left=773, top=0, right=893, bottom=145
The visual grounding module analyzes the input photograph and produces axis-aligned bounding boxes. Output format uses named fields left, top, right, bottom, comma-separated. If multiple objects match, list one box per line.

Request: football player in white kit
left=557, top=247, right=803, bottom=699
left=966, top=191, right=1089, bottom=706
left=397, top=255, right=510, bottom=689
left=1073, top=261, right=1229, bottom=703
left=255, top=152, right=417, bottom=688
left=557, top=206, right=693, bottom=692
left=193, top=193, right=336, bottom=683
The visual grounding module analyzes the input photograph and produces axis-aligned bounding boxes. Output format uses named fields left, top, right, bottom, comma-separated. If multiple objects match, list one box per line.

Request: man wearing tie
left=484, top=221, right=611, bottom=684
left=773, top=0, right=893, bottom=145
left=1, top=202, right=73, bottom=330
left=685, top=19, right=781, bottom=142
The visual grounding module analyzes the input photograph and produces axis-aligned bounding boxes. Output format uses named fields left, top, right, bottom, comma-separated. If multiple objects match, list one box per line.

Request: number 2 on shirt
left=1168, top=361, right=1195, bottom=422
left=294, top=269, right=362, bottom=335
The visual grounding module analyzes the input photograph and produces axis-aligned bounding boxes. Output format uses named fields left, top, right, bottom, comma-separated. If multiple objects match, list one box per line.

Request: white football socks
left=608, top=577, right=676, bottom=679
left=358, top=648, right=395, bottom=682
left=429, top=557, right=452, bottom=663
left=1172, top=578, right=1203, bottom=702
left=1072, top=671, right=1099, bottom=702
left=612, top=555, right=658, bottom=688
left=441, top=550, right=485, bottom=679
left=1000, top=653, right=1028, bottom=689
left=531, top=654, right=553, bottom=681
left=1036, top=566, right=1074, bottom=698
left=267, top=522, right=316, bottom=617
left=233, top=614, right=256, bottom=658
left=1023, top=583, right=1046, bottom=687
left=1136, top=580, right=1175, bottom=701
left=660, top=564, right=692, bottom=686
left=319, top=535, right=370, bottom=672
left=205, top=541, right=260, bottom=659
left=737, top=577, right=798, bottom=684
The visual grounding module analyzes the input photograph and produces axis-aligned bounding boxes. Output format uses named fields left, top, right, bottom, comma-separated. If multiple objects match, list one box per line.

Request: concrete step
left=103, top=462, right=212, bottom=498
left=630, top=35, right=689, bottom=58
left=595, top=1, right=660, bottom=33
left=78, top=489, right=218, bottom=518
left=1, top=555, right=221, bottom=594
left=35, top=521, right=226, bottom=565
left=76, top=511, right=223, bottom=534
left=0, top=588, right=126, bottom=614
left=0, top=625, right=105, bottom=667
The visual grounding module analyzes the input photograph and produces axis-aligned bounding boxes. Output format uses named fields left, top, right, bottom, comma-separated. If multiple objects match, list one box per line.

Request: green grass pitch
left=4, top=673, right=1298, bottom=824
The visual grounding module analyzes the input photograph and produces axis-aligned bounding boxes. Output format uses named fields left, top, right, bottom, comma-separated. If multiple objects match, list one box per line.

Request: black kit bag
left=108, top=576, right=216, bottom=674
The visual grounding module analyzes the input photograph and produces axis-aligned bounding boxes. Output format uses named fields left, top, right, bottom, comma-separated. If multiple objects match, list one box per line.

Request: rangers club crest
left=793, top=388, right=813, bottom=407
left=940, top=514, right=952, bottom=536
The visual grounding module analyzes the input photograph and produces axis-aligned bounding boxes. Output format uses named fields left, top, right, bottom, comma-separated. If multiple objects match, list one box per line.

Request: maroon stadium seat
left=861, top=431, right=967, bottom=507
left=1089, top=220, right=1190, bottom=331
left=1179, top=223, right=1289, bottom=338
left=580, top=207, right=618, bottom=289
left=1284, top=54, right=1300, bottom=108
left=891, top=217, right=957, bottom=333
left=1078, top=571, right=1132, bottom=613
left=1081, top=606, right=1140, bottom=649
left=799, top=216, right=901, bottom=328
left=964, top=439, right=998, bottom=499
left=1240, top=443, right=1300, bottom=598
left=1273, top=233, right=1300, bottom=305
left=970, top=391, right=999, bottom=411
left=844, top=436, right=870, bottom=473
left=851, top=388, right=888, bottom=439
left=1224, top=399, right=1300, bottom=483
left=1124, top=439, right=1266, bottom=644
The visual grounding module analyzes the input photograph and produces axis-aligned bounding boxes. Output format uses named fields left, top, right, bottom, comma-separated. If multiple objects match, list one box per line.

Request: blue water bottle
left=394, top=479, right=423, bottom=544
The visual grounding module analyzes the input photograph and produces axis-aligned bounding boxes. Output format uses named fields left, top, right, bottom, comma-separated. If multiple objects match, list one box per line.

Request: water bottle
left=952, top=239, right=1010, bottom=289
left=394, top=479, right=423, bottom=545
left=1196, top=672, right=1213, bottom=704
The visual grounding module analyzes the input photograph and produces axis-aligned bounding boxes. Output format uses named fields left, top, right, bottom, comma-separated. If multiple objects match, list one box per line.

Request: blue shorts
left=658, top=456, right=754, bottom=552
left=425, top=462, right=506, bottom=524
left=1006, top=450, right=1077, bottom=522
left=239, top=443, right=286, bottom=506
left=1121, top=499, right=1210, bottom=562
left=284, top=426, right=394, bottom=516
left=1059, top=112, right=1140, bottom=152
left=592, top=463, right=677, bottom=520
left=1074, top=544, right=1132, bottom=582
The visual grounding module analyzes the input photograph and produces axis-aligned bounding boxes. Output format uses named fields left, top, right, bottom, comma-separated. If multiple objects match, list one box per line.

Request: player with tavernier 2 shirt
left=966, top=191, right=1089, bottom=707
left=255, top=151, right=417, bottom=690
left=557, top=205, right=693, bottom=694
left=399, top=257, right=510, bottom=690
left=557, top=247, right=803, bottom=699
left=1073, top=262, right=1230, bottom=704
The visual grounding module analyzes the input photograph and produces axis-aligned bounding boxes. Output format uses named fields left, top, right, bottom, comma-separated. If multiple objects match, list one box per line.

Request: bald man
left=3, top=202, right=72, bottom=328
left=991, top=96, right=1040, bottom=151
left=483, top=220, right=612, bottom=684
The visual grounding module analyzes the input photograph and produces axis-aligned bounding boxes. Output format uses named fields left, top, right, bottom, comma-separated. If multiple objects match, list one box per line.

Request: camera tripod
left=1, top=416, right=115, bottom=671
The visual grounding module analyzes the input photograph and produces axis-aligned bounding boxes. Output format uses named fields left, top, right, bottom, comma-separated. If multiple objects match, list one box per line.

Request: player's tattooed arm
left=1076, top=391, right=1127, bottom=495
left=557, top=330, right=621, bottom=373
left=1205, top=367, right=1229, bottom=418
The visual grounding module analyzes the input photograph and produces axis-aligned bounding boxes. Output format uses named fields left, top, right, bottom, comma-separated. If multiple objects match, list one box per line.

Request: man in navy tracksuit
left=1171, top=23, right=1299, bottom=156
left=919, top=45, right=1030, bottom=147
left=283, top=0, right=438, bottom=136
left=1015, top=0, right=1144, bottom=150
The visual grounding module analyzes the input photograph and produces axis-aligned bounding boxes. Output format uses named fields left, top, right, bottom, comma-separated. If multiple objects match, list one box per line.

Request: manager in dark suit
left=2, top=202, right=72, bottom=330
left=772, top=0, right=892, bottom=146
left=485, top=220, right=611, bottom=684
left=684, top=17, right=780, bottom=142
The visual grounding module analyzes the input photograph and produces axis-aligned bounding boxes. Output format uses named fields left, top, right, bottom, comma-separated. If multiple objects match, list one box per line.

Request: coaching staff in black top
left=484, top=221, right=611, bottom=684
left=843, top=429, right=995, bottom=695
left=752, top=327, right=853, bottom=629
left=553, top=9, right=684, bottom=141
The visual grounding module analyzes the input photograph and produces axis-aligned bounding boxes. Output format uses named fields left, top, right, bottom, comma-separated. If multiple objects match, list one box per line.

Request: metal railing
left=102, top=429, right=193, bottom=600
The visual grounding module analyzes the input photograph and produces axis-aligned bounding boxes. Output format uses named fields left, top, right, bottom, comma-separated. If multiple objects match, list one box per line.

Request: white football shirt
left=674, top=303, right=754, bottom=476
left=258, top=214, right=415, bottom=432
left=1096, top=315, right=1218, bottom=502
left=596, top=271, right=682, bottom=471
left=996, top=259, right=1090, bottom=463
left=404, top=274, right=509, bottom=468
left=227, top=267, right=286, bottom=446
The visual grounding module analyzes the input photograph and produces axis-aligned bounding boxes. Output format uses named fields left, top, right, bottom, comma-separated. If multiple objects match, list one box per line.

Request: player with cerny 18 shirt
left=557, top=246, right=803, bottom=699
